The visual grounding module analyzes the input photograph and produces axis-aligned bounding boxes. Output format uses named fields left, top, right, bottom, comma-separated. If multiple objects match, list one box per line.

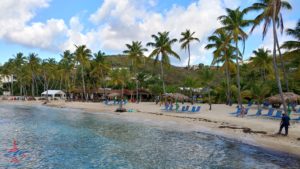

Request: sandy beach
left=2, top=100, right=300, bottom=157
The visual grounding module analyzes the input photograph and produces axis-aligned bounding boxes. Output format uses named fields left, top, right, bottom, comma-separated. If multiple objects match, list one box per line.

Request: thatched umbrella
left=267, top=92, right=300, bottom=104
left=108, top=93, right=121, bottom=98
left=163, top=93, right=189, bottom=101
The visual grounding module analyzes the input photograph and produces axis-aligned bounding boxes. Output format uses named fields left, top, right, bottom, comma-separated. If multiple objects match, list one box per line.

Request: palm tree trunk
left=272, top=6, right=287, bottom=114
left=136, top=80, right=139, bottom=103
left=160, top=59, right=166, bottom=94
left=275, top=31, right=289, bottom=91
left=208, top=89, right=212, bottom=110
left=31, top=73, right=35, bottom=97
left=11, top=75, right=14, bottom=96
left=225, top=59, right=231, bottom=105
left=81, top=66, right=87, bottom=101
left=235, top=41, right=242, bottom=107
left=188, top=44, right=191, bottom=69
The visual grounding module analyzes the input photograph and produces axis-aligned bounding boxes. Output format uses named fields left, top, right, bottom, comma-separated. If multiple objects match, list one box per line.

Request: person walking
left=278, top=113, right=290, bottom=136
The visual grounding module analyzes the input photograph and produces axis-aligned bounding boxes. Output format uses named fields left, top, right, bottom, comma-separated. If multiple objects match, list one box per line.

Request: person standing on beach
left=278, top=113, right=290, bottom=136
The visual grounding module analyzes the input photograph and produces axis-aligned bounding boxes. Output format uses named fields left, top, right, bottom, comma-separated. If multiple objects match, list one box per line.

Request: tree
left=179, top=29, right=200, bottom=69
left=123, top=41, right=148, bottom=71
left=13, top=53, right=26, bottom=96
left=247, top=0, right=292, bottom=113
left=217, top=8, right=253, bottom=107
left=59, top=50, right=75, bottom=94
left=28, top=53, right=40, bottom=97
left=91, top=50, right=110, bottom=97
left=123, top=41, right=148, bottom=102
left=281, top=19, right=300, bottom=66
left=147, top=31, right=180, bottom=94
left=249, top=48, right=273, bottom=81
left=110, top=69, right=131, bottom=109
left=74, top=45, right=92, bottom=101
left=206, top=29, right=236, bottom=105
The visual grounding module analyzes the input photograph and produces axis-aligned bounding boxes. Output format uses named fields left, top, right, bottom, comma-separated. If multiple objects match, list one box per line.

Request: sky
left=0, top=0, right=299, bottom=66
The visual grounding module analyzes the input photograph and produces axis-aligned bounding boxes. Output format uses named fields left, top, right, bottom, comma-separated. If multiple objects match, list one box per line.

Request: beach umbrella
left=267, top=92, right=300, bottom=104
left=163, top=93, right=189, bottom=101
left=172, top=93, right=189, bottom=101
left=108, top=93, right=121, bottom=98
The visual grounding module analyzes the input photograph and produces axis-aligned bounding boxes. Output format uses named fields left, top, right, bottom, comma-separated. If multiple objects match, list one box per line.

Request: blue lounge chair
left=273, top=110, right=282, bottom=119
left=161, top=104, right=169, bottom=110
left=180, top=106, right=186, bottom=112
left=230, top=108, right=241, bottom=115
left=263, top=108, right=274, bottom=117
left=192, top=106, right=201, bottom=113
left=297, top=108, right=300, bottom=114
left=255, top=109, right=262, bottom=116
left=184, top=106, right=190, bottom=112
left=167, top=105, right=173, bottom=111
left=190, top=106, right=196, bottom=113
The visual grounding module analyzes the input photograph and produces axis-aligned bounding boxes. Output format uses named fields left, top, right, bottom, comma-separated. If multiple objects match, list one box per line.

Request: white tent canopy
left=41, top=90, right=66, bottom=99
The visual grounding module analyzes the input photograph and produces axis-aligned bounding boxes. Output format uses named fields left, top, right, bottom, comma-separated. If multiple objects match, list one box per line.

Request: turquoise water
left=0, top=104, right=300, bottom=169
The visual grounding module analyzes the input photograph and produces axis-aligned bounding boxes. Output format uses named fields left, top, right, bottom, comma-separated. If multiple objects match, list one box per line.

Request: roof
left=41, top=90, right=65, bottom=95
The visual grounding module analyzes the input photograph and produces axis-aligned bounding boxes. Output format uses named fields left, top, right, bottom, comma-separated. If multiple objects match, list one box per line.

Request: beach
left=2, top=100, right=300, bottom=157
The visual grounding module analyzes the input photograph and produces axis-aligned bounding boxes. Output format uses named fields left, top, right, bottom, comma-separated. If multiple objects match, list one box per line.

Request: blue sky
left=0, top=0, right=299, bottom=66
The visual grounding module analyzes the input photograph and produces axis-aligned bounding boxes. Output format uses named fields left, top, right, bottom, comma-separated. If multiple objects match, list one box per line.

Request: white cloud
left=0, top=0, right=69, bottom=51
left=85, top=0, right=226, bottom=65
left=6, top=0, right=296, bottom=66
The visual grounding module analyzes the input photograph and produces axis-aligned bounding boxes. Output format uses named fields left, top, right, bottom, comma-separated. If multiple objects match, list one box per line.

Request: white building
left=41, top=90, right=66, bottom=100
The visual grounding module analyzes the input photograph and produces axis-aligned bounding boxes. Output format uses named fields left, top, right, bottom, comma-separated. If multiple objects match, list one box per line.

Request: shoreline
left=1, top=100, right=300, bottom=157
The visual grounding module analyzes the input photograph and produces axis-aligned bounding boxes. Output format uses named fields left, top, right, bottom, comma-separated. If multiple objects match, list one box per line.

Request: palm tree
left=123, top=41, right=148, bottom=70
left=110, top=69, right=130, bottom=109
left=59, top=50, right=75, bottom=94
left=217, top=8, right=253, bottom=107
left=247, top=0, right=292, bottom=113
left=281, top=19, right=300, bottom=64
left=28, top=53, right=40, bottom=97
left=146, top=31, right=180, bottom=94
left=13, top=53, right=26, bottom=96
left=123, top=41, right=148, bottom=102
left=179, top=30, right=200, bottom=69
left=74, top=45, right=92, bottom=101
left=249, top=48, right=273, bottom=81
left=205, top=30, right=236, bottom=105
left=91, top=50, right=110, bottom=97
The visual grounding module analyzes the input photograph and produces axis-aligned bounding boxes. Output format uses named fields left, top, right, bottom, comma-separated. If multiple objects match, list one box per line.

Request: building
left=41, top=90, right=66, bottom=100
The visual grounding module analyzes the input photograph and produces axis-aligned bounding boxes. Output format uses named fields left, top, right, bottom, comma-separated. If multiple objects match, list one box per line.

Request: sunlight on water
left=0, top=104, right=299, bottom=169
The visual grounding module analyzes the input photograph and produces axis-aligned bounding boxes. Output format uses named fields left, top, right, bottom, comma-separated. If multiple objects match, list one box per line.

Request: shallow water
left=0, top=104, right=300, bottom=169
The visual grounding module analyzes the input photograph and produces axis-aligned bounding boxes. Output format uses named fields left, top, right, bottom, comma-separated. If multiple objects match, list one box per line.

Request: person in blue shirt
left=278, top=113, right=290, bottom=136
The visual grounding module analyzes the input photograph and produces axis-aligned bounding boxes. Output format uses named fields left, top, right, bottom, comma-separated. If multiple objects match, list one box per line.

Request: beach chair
left=192, top=106, right=201, bottom=113
left=231, top=108, right=241, bottom=115
left=184, top=106, right=190, bottom=112
left=179, top=106, right=186, bottom=112
left=190, top=106, right=196, bottom=113
left=297, top=108, right=300, bottom=114
left=273, top=110, right=282, bottom=119
left=167, top=105, right=173, bottom=111
left=161, top=104, right=169, bottom=110
left=263, top=108, right=274, bottom=117
left=255, top=109, right=262, bottom=116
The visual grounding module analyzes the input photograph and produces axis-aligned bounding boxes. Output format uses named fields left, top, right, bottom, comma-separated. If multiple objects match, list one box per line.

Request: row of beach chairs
left=103, top=100, right=128, bottom=105
left=233, top=107, right=300, bottom=121
left=162, top=105, right=201, bottom=113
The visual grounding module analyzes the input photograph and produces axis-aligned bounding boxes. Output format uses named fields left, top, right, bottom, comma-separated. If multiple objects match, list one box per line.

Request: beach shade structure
left=107, top=93, right=121, bottom=98
left=267, top=92, right=300, bottom=104
left=163, top=93, right=189, bottom=101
